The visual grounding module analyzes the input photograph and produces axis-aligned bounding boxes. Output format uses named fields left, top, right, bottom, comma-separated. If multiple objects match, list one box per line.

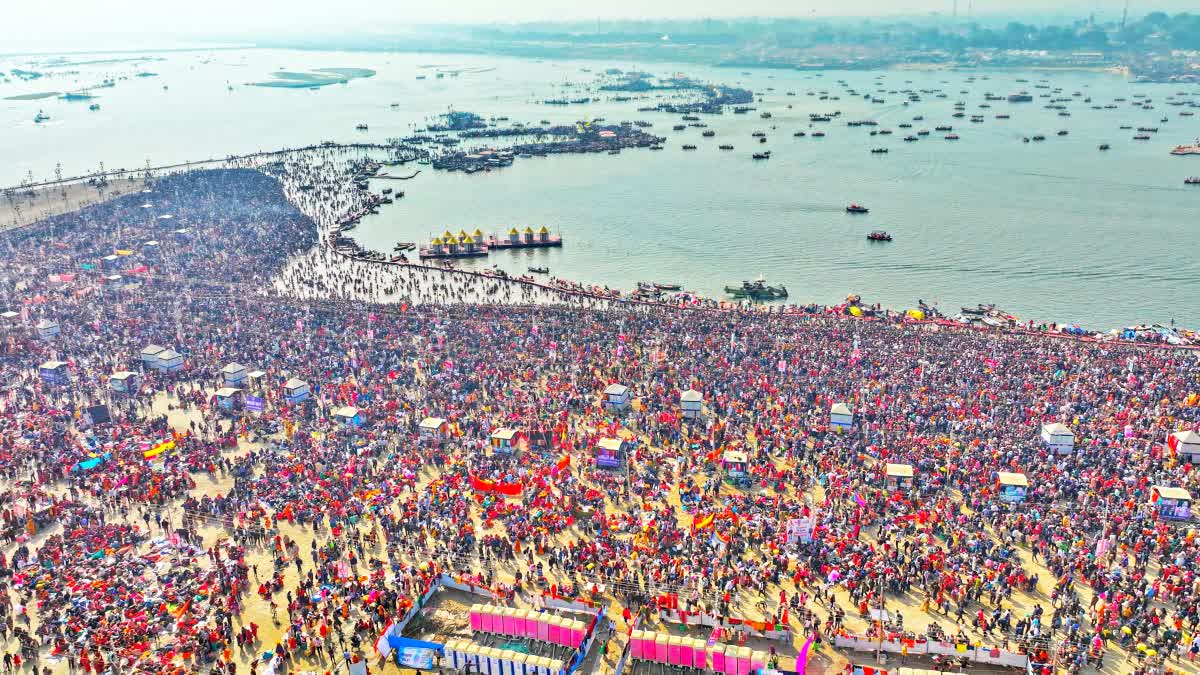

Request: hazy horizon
left=3, top=0, right=1195, bottom=54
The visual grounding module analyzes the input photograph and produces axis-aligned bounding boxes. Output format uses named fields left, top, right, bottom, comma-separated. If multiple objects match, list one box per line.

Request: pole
left=876, top=574, right=885, bottom=664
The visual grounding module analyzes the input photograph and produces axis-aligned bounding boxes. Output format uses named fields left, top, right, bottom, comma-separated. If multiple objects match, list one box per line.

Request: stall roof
left=596, top=437, right=624, bottom=451
left=214, top=387, right=241, bottom=398
left=723, top=450, right=748, bottom=463
left=0, top=311, right=18, bottom=320
left=604, top=383, right=629, bottom=396
left=1171, top=430, right=1200, bottom=445
left=40, top=360, right=67, bottom=369
left=680, top=389, right=703, bottom=402
left=1154, top=486, right=1193, bottom=501
left=885, top=463, right=914, bottom=477
left=141, top=344, right=165, bottom=355
left=490, top=428, right=520, bottom=440
left=830, top=402, right=852, bottom=415
left=335, top=406, right=360, bottom=418
left=284, top=378, right=308, bottom=389
left=998, top=472, right=1028, bottom=487
left=247, top=370, right=266, bottom=379
left=419, top=417, right=446, bottom=429
left=221, top=363, right=246, bottom=374
left=158, top=349, right=182, bottom=360
left=111, top=371, right=137, bottom=380
left=35, top=319, right=58, bottom=328
left=1042, top=422, right=1074, bottom=436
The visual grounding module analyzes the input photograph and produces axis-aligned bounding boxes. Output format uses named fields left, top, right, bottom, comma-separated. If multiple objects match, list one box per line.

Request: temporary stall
left=0, top=310, right=19, bottom=324
left=830, top=402, right=854, bottom=430
left=283, top=378, right=310, bottom=404
left=100, top=254, right=120, bottom=269
left=997, top=472, right=1029, bottom=503
left=245, top=370, right=267, bottom=389
left=603, top=383, right=631, bottom=411
left=884, top=463, right=914, bottom=491
left=680, top=389, right=703, bottom=419
left=335, top=406, right=365, bottom=427
left=153, top=349, right=184, bottom=373
left=140, top=345, right=165, bottom=368
left=39, top=360, right=69, bottom=384
left=109, top=371, right=138, bottom=394
left=489, top=428, right=523, bottom=454
left=722, top=450, right=749, bottom=483
left=1151, top=486, right=1192, bottom=521
left=419, top=417, right=449, bottom=441
left=1041, top=422, right=1075, bottom=454
left=214, top=387, right=244, bottom=413
left=220, top=362, right=248, bottom=387
left=1168, top=430, right=1200, bottom=464
left=595, top=437, right=627, bottom=469
left=35, top=319, right=60, bottom=339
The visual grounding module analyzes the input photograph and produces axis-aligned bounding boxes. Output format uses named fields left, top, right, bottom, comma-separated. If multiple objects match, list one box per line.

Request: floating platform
left=419, top=245, right=490, bottom=259
left=486, top=235, right=563, bottom=249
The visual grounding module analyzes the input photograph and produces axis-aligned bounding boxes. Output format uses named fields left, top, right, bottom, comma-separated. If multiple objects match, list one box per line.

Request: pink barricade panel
left=667, top=639, right=680, bottom=666
left=548, top=619, right=563, bottom=646
left=469, top=607, right=483, bottom=632
left=680, top=641, right=693, bottom=667
left=481, top=609, right=496, bottom=633
left=521, top=611, right=537, bottom=639
left=734, top=649, right=750, bottom=675
left=711, top=647, right=726, bottom=673
left=692, top=643, right=707, bottom=670
left=654, top=637, right=669, bottom=663
left=570, top=622, right=585, bottom=648
left=536, top=617, right=550, bottom=642
left=501, top=611, right=516, bottom=636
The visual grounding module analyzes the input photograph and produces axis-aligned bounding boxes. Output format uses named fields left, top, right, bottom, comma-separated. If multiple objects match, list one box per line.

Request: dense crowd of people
left=0, top=157, right=1197, bottom=675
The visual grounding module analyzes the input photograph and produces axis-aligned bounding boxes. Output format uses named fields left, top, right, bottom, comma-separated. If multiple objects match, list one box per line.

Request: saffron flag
left=144, top=439, right=176, bottom=459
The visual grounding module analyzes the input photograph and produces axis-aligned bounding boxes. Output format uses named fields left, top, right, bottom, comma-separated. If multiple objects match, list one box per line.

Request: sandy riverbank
left=0, top=177, right=148, bottom=231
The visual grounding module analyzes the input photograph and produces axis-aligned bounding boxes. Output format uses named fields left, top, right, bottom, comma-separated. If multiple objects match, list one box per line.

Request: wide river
left=3, top=48, right=1198, bottom=328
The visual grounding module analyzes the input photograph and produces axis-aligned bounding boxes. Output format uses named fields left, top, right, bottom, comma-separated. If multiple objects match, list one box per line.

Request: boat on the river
left=528, top=266, right=549, bottom=274
left=1185, top=177, right=1200, bottom=185
left=725, top=276, right=788, bottom=300
left=846, top=203, right=869, bottom=214
left=867, top=230, right=893, bottom=241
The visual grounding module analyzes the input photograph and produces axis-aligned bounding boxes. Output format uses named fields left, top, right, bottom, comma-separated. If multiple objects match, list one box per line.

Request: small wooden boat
left=528, top=266, right=549, bottom=274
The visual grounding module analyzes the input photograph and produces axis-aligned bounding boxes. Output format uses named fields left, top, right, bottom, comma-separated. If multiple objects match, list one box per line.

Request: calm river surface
left=3, top=48, right=1198, bottom=327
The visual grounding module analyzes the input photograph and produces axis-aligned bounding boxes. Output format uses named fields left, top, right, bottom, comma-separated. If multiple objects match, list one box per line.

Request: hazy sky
left=1, top=0, right=1185, bottom=53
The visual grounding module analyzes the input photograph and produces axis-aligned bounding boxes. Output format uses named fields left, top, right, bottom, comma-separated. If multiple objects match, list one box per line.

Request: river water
left=3, top=48, right=1198, bottom=327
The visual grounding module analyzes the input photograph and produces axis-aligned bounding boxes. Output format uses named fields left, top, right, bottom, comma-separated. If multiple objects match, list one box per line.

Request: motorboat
left=725, top=276, right=787, bottom=300
left=867, top=230, right=893, bottom=241
left=846, top=203, right=869, bottom=214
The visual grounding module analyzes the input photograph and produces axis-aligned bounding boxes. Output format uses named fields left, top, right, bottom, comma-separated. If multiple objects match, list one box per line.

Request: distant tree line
left=465, top=12, right=1200, bottom=53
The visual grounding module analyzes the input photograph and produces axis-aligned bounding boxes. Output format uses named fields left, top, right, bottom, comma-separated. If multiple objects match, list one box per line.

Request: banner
left=245, top=395, right=265, bottom=412
left=396, top=647, right=435, bottom=669
left=470, top=475, right=523, bottom=496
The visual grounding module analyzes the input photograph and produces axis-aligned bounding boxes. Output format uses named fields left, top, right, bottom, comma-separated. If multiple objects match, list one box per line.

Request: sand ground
left=0, top=177, right=149, bottom=231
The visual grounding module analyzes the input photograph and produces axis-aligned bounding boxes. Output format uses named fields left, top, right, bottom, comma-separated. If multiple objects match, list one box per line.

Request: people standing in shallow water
left=0, top=155, right=1196, bottom=675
